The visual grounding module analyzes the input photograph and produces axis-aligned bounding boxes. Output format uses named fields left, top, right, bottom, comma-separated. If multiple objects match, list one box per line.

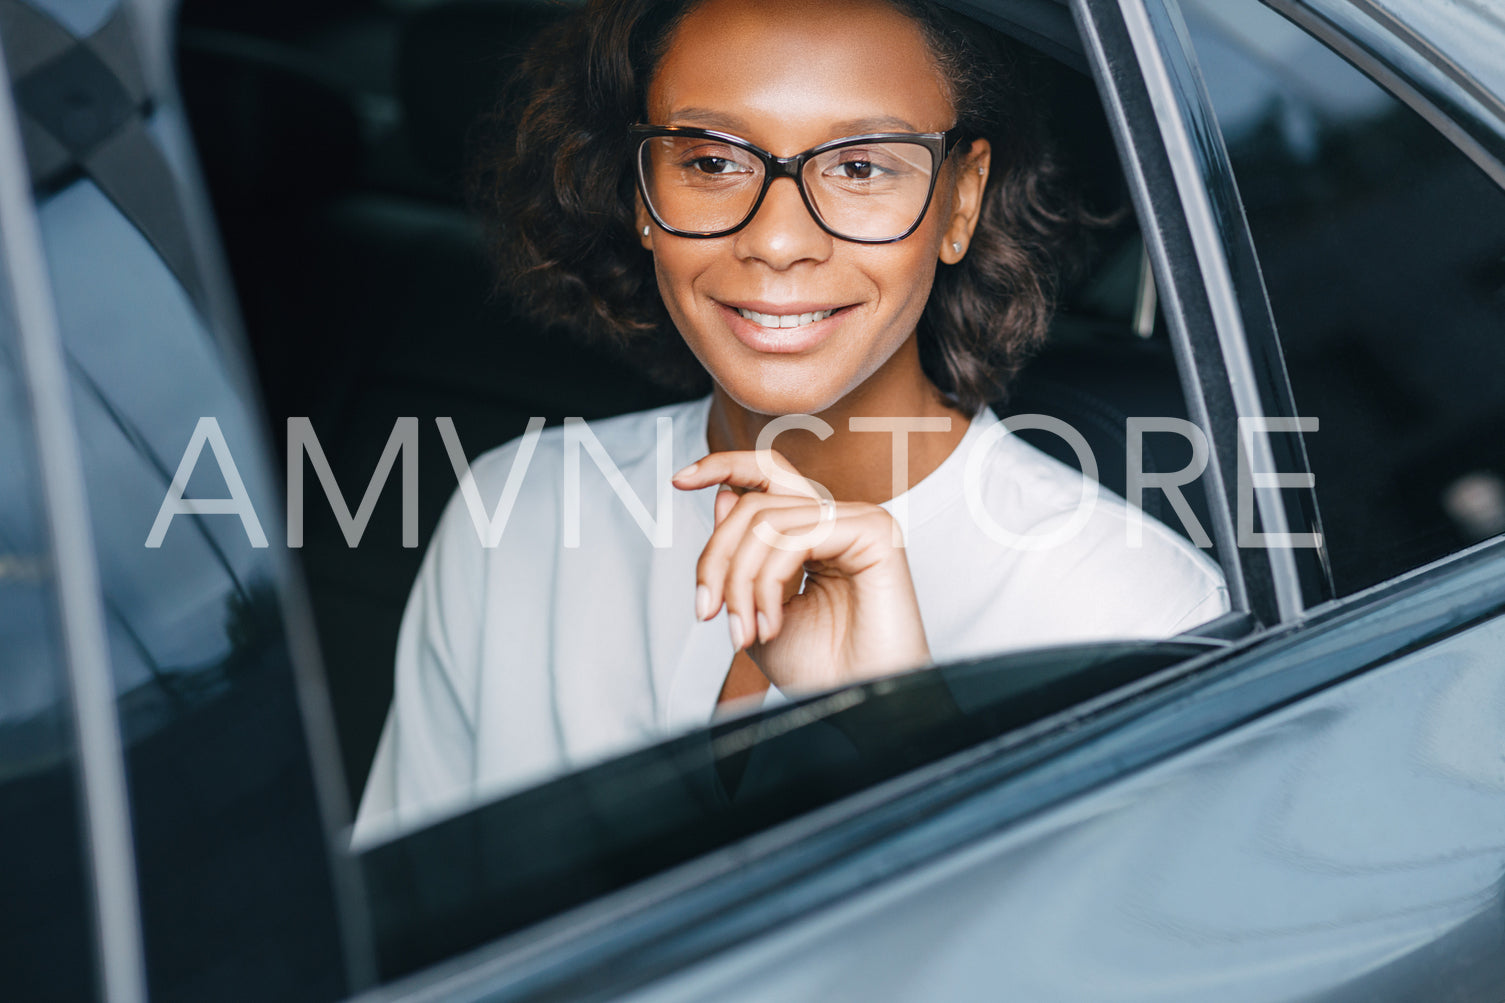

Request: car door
left=6, top=0, right=1503, bottom=1001
left=587, top=0, right=1505, bottom=1000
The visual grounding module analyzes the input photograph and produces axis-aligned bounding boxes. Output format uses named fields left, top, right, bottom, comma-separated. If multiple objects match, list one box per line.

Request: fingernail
left=728, top=612, right=744, bottom=650
left=756, top=611, right=771, bottom=643
left=695, top=584, right=712, bottom=621
left=673, top=462, right=698, bottom=480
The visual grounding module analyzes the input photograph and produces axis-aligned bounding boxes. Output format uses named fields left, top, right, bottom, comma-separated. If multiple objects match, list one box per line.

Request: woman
left=353, top=0, right=1227, bottom=842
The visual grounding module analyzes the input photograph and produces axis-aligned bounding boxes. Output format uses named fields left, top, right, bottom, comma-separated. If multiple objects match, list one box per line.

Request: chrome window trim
left=1270, top=0, right=1505, bottom=191
left=0, top=37, right=147, bottom=1003
left=1074, top=0, right=1332, bottom=623
left=1114, top=0, right=1313, bottom=623
left=1118, top=0, right=1308, bottom=622
left=1070, top=0, right=1266, bottom=619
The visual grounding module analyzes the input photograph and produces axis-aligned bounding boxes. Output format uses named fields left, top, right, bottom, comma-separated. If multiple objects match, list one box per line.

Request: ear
left=635, top=196, right=654, bottom=250
left=939, top=139, right=991, bottom=265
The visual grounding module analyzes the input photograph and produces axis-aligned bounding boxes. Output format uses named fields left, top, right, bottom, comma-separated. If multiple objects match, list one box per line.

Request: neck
left=705, top=336, right=972, bottom=504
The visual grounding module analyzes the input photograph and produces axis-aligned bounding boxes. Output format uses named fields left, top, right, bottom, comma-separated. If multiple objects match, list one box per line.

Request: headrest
left=178, top=29, right=363, bottom=213
left=397, top=0, right=566, bottom=194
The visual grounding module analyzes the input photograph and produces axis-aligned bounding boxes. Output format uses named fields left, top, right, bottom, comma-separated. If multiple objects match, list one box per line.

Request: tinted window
left=9, top=0, right=355, bottom=995
left=1183, top=0, right=1505, bottom=595
left=363, top=640, right=1213, bottom=981
left=35, top=173, right=349, bottom=1001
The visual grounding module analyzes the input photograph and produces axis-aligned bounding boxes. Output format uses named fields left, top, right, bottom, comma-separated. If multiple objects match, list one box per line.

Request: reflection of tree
left=221, top=576, right=283, bottom=680
left=64, top=353, right=289, bottom=726
left=0, top=575, right=287, bottom=776
left=107, top=593, right=190, bottom=711
left=113, top=574, right=289, bottom=746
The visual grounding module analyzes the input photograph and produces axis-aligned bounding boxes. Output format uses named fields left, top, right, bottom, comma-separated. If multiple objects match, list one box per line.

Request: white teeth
left=737, top=308, right=837, bottom=329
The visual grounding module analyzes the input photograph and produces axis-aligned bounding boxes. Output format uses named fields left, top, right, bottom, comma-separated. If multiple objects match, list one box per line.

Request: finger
left=695, top=492, right=812, bottom=619
left=752, top=526, right=818, bottom=641
left=724, top=505, right=822, bottom=645
left=672, top=449, right=825, bottom=500
left=714, top=485, right=739, bottom=527
left=800, top=505, right=899, bottom=576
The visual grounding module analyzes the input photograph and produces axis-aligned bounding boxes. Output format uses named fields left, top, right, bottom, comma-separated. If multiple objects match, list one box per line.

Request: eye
left=687, top=156, right=752, bottom=176
left=823, top=150, right=898, bottom=183
left=670, top=142, right=758, bottom=177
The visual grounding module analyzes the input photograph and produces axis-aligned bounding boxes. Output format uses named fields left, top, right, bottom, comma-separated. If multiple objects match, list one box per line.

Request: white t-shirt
left=353, top=396, right=1228, bottom=845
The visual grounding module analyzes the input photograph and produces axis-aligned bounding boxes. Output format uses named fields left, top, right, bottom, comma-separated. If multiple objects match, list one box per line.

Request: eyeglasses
left=630, top=125, right=965, bottom=244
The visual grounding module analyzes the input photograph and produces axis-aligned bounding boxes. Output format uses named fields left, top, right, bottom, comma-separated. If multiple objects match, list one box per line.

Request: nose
left=732, top=175, right=833, bottom=270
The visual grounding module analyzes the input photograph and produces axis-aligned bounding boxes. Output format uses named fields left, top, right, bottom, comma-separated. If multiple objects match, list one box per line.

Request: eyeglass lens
left=638, top=136, right=937, bottom=240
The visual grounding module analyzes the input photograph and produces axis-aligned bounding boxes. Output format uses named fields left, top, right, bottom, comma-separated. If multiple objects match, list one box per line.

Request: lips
left=718, top=301, right=852, bottom=354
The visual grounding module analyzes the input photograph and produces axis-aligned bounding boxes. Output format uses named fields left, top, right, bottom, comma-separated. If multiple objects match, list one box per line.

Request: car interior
left=174, top=0, right=1222, bottom=805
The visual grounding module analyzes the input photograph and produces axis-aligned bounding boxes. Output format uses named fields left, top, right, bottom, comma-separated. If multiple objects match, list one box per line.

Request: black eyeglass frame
left=630, top=125, right=967, bottom=244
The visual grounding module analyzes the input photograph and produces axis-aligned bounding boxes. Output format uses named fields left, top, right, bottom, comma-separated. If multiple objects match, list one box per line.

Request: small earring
left=952, top=241, right=962, bottom=254
left=978, top=167, right=985, bottom=175
left=643, top=225, right=651, bottom=236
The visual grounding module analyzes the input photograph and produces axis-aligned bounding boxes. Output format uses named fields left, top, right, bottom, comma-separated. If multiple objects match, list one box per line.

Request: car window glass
left=361, top=639, right=1215, bottom=980
left=0, top=246, right=96, bottom=1003
left=32, top=172, right=353, bottom=1002
left=6, top=0, right=356, bottom=984
left=1181, top=0, right=1505, bottom=596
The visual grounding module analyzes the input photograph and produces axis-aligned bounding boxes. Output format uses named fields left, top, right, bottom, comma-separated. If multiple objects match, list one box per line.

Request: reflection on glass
left=360, top=640, right=1212, bottom=979
left=35, top=157, right=346, bottom=997
left=1184, top=0, right=1505, bottom=595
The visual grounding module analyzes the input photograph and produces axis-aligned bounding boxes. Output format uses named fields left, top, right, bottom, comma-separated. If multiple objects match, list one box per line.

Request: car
left=3, top=0, right=1505, bottom=999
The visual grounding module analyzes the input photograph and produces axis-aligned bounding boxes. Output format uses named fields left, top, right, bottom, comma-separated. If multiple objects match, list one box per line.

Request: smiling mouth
left=735, top=307, right=840, bottom=329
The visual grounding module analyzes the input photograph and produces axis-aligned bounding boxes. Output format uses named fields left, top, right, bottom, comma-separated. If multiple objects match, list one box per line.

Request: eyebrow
left=665, top=109, right=926, bottom=135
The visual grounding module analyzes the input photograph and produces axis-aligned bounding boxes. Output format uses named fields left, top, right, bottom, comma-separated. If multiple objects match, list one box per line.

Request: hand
left=672, top=450, right=931, bottom=694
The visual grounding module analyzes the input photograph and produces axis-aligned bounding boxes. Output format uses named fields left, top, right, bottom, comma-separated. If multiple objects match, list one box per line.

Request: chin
left=714, top=372, right=852, bottom=418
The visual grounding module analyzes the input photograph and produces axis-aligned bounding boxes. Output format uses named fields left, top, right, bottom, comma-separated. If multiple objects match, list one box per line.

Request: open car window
left=164, top=0, right=1264, bottom=988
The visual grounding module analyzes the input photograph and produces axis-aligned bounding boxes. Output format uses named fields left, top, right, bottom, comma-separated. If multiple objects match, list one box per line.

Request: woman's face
left=640, top=0, right=989, bottom=416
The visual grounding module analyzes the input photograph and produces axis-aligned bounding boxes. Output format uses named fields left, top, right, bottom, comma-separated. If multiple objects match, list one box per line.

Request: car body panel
left=367, top=529, right=1505, bottom=1002
left=623, top=612, right=1505, bottom=1003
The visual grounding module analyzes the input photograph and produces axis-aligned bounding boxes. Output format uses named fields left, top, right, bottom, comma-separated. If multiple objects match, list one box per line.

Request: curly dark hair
left=470, top=0, right=1088, bottom=412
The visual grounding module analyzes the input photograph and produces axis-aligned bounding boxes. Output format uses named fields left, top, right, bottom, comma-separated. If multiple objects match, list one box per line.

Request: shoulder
left=964, top=425, right=1229, bottom=635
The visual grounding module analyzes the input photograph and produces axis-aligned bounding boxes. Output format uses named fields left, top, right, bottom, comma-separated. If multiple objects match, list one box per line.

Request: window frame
left=1266, top=0, right=1505, bottom=192
left=1166, top=0, right=1505, bottom=615
left=1075, top=0, right=1335, bottom=625
left=338, top=0, right=1344, bottom=995
left=325, top=0, right=1505, bottom=997
left=0, top=38, right=146, bottom=1003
